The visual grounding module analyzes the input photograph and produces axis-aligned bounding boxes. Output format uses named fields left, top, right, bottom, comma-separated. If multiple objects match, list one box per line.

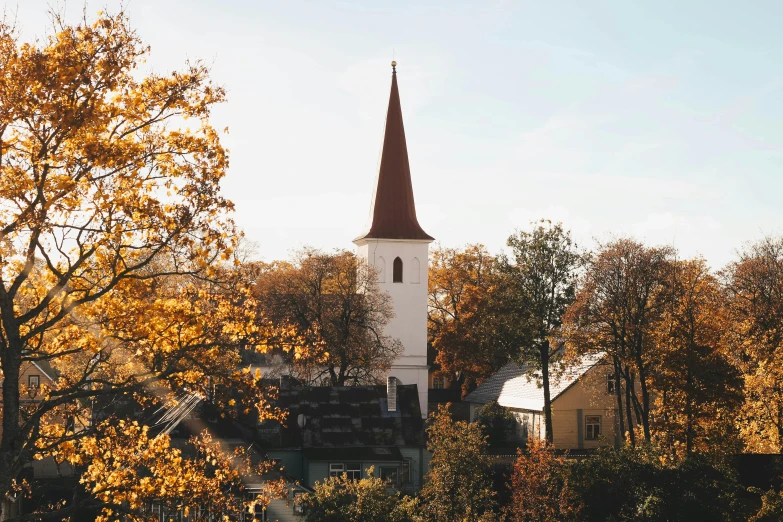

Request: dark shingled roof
left=355, top=65, right=433, bottom=242
left=257, top=384, right=425, bottom=449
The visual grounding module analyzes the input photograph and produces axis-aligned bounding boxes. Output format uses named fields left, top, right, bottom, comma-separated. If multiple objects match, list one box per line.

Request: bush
left=505, top=439, right=581, bottom=522
left=476, top=400, right=516, bottom=447
left=301, top=467, right=418, bottom=522
left=506, top=444, right=756, bottom=522
left=566, top=447, right=751, bottom=522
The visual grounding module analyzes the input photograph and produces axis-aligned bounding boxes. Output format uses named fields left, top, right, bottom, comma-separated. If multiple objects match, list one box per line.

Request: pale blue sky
left=12, top=1, right=783, bottom=268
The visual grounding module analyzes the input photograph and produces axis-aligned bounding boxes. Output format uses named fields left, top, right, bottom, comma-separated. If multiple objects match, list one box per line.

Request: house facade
left=465, top=353, right=623, bottom=450
left=256, top=381, right=428, bottom=494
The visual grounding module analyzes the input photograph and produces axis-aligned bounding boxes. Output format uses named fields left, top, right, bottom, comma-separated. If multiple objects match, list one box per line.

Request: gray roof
left=464, top=353, right=606, bottom=411
left=257, top=384, right=425, bottom=449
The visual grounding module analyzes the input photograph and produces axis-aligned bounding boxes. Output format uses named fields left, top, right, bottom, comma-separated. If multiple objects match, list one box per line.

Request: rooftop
left=464, top=353, right=607, bottom=411
left=258, top=383, right=425, bottom=449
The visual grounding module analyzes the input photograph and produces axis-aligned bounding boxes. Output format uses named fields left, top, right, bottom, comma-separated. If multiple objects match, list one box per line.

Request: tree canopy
left=0, top=10, right=288, bottom=519
left=252, top=247, right=400, bottom=385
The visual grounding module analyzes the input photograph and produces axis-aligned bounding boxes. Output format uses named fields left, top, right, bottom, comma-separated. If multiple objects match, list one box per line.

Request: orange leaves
left=67, top=419, right=288, bottom=521
left=428, top=244, right=511, bottom=392
left=0, top=9, right=282, bottom=513
left=506, top=440, right=581, bottom=522
left=251, top=248, right=400, bottom=386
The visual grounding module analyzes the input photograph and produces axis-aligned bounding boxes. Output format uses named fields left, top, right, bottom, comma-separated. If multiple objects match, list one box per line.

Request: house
left=255, top=379, right=428, bottom=494
left=0, top=360, right=63, bottom=518
left=465, top=353, right=622, bottom=450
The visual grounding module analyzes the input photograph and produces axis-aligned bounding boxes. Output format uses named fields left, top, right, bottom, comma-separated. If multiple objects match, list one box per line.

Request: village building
left=257, top=381, right=426, bottom=487
left=0, top=360, right=64, bottom=518
left=465, top=353, right=622, bottom=450
left=354, top=61, right=433, bottom=418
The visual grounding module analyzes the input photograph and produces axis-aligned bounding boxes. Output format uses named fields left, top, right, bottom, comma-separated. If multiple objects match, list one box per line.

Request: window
left=401, top=458, right=413, bottom=485
left=392, top=257, right=403, bottom=283
left=346, top=463, right=361, bottom=481
left=585, top=415, right=601, bottom=440
left=380, top=466, right=399, bottom=486
left=518, top=414, right=530, bottom=441
left=411, top=257, right=420, bottom=284
left=607, top=374, right=615, bottom=394
left=28, top=374, right=40, bottom=388
left=432, top=376, right=445, bottom=389
left=377, top=256, right=386, bottom=283
left=329, top=463, right=344, bottom=477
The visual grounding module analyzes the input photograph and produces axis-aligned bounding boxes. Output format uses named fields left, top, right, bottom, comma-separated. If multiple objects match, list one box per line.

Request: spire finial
left=391, top=60, right=397, bottom=73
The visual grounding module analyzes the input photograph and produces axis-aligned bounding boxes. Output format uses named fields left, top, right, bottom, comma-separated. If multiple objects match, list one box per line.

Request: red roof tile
left=356, top=65, right=433, bottom=242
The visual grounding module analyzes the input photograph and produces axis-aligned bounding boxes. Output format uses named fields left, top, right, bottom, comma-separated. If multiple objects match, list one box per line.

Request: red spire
left=356, top=62, right=433, bottom=242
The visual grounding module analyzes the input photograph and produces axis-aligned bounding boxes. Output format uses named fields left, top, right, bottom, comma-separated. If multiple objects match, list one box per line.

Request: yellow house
left=0, top=360, right=57, bottom=438
left=465, top=353, right=622, bottom=450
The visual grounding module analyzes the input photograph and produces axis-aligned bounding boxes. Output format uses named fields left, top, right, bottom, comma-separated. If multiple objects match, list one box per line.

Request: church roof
left=355, top=63, right=434, bottom=242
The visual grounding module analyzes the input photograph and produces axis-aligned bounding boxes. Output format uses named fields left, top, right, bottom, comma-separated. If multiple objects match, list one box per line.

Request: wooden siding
left=551, top=360, right=619, bottom=449
left=0, top=362, right=56, bottom=440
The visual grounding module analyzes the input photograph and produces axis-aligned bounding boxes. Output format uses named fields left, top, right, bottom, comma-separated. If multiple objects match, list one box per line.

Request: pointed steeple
left=355, top=62, right=434, bottom=242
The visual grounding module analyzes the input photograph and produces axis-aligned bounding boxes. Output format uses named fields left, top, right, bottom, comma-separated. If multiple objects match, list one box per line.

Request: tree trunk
left=541, top=342, right=554, bottom=444
left=613, top=357, right=625, bottom=445
left=0, top=301, right=23, bottom=501
left=637, top=370, right=652, bottom=442
left=686, top=367, right=693, bottom=454
left=624, top=374, right=636, bottom=447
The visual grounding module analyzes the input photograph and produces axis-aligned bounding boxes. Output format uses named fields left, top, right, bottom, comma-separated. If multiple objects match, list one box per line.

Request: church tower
left=354, top=62, right=433, bottom=417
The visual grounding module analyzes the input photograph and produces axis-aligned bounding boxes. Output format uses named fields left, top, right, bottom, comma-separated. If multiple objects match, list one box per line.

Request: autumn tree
left=252, top=247, right=401, bottom=386
left=564, top=239, right=673, bottom=444
left=505, top=439, right=580, bottom=522
left=428, top=244, right=513, bottom=392
left=723, top=237, right=783, bottom=452
left=301, top=467, right=419, bottom=522
left=0, top=10, right=286, bottom=518
left=419, top=405, right=498, bottom=522
left=498, top=220, right=585, bottom=444
left=650, top=258, right=743, bottom=458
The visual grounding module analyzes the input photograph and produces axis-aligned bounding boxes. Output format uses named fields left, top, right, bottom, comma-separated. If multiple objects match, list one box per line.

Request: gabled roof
left=464, top=353, right=607, bottom=412
left=355, top=63, right=433, bottom=242
left=258, top=384, right=425, bottom=449
left=31, top=360, right=57, bottom=382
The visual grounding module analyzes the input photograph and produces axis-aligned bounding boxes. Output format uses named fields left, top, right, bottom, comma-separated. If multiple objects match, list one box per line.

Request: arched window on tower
left=411, top=257, right=420, bottom=284
left=393, top=257, right=403, bottom=283
left=376, top=257, right=386, bottom=283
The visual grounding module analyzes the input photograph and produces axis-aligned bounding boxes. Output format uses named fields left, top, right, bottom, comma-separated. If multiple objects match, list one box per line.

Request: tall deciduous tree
left=428, top=244, right=512, bottom=392
left=252, top=247, right=400, bottom=386
left=420, top=405, right=498, bottom=522
left=724, top=237, right=783, bottom=452
left=650, top=258, right=743, bottom=457
left=499, top=221, right=585, bottom=444
left=0, top=11, right=286, bottom=517
left=564, top=239, right=673, bottom=443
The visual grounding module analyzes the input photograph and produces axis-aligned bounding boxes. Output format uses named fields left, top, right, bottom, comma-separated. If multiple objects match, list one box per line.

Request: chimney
left=387, top=376, right=398, bottom=412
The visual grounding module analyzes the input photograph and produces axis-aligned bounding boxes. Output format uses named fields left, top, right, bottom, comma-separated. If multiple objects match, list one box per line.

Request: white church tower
left=354, top=61, right=433, bottom=417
